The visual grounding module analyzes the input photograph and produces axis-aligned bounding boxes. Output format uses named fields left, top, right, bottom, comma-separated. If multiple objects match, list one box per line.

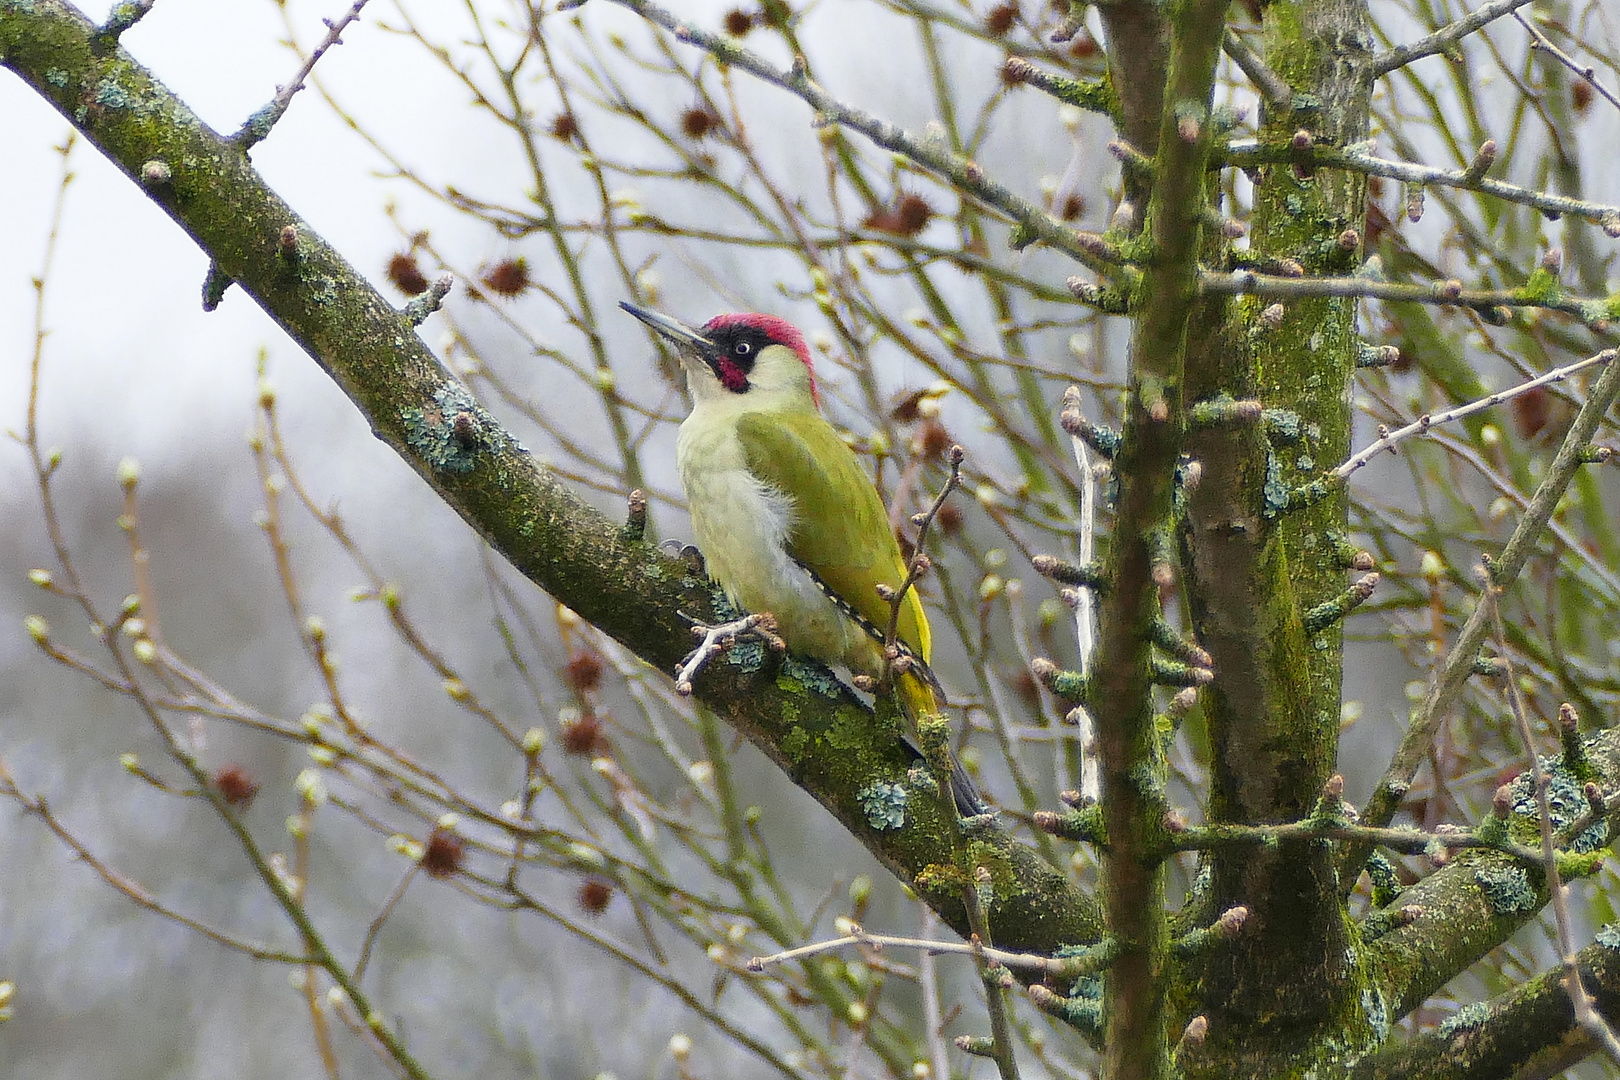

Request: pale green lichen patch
left=236, top=102, right=278, bottom=146
left=904, top=762, right=940, bottom=797
left=400, top=383, right=491, bottom=475
left=302, top=271, right=339, bottom=308
left=857, top=781, right=907, bottom=830
left=1263, top=452, right=1292, bottom=516
left=1508, top=758, right=1607, bottom=851
left=725, top=638, right=767, bottom=676
left=1595, top=923, right=1620, bottom=949
left=1044, top=973, right=1104, bottom=1038
left=1361, top=987, right=1391, bottom=1042
left=1473, top=864, right=1536, bottom=915
left=95, top=78, right=134, bottom=109
left=1437, top=1000, right=1490, bottom=1038
left=780, top=655, right=844, bottom=699
left=707, top=585, right=743, bottom=620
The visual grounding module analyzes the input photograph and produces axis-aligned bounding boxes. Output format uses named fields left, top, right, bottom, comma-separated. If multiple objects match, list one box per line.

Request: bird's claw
left=679, top=544, right=707, bottom=575
left=672, top=612, right=785, bottom=695
left=660, top=539, right=708, bottom=576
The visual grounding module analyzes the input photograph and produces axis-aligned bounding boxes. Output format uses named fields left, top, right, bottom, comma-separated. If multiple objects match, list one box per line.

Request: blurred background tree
left=1, top=0, right=1619, bottom=1078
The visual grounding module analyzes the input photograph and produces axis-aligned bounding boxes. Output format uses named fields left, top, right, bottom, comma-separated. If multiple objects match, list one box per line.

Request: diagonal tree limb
left=1365, top=0, right=1538, bottom=76
left=1355, top=922, right=1620, bottom=1080
left=1345, top=351, right=1620, bottom=886
left=0, top=0, right=1101, bottom=955
left=1349, top=722, right=1620, bottom=1054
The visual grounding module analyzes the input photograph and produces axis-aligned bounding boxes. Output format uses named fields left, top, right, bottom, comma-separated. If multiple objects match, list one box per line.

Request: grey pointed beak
left=619, top=301, right=713, bottom=352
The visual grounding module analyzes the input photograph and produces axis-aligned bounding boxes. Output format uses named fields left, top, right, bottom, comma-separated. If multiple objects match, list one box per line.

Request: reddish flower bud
left=566, top=651, right=605, bottom=693
left=387, top=252, right=429, bottom=296
left=421, top=829, right=466, bottom=878
left=578, top=878, right=614, bottom=915
left=482, top=258, right=531, bottom=298
left=213, top=764, right=260, bottom=807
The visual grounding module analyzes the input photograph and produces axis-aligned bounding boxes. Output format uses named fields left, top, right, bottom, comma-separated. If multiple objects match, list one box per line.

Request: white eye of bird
left=735, top=341, right=751, bottom=355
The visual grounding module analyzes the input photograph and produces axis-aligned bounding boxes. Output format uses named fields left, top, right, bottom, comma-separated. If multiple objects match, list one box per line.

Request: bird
left=620, top=301, right=985, bottom=816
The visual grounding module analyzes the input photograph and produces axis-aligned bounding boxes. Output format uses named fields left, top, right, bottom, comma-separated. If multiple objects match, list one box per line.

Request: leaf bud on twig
left=1463, top=138, right=1497, bottom=182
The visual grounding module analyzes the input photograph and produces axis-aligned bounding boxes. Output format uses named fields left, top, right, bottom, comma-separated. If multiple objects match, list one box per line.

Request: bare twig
left=748, top=920, right=1075, bottom=977
left=1512, top=11, right=1620, bottom=114
left=233, top=0, right=372, bottom=147
left=1221, top=139, right=1620, bottom=231
left=917, top=907, right=951, bottom=1080
left=1061, top=389, right=1101, bottom=681
left=1335, top=350, right=1616, bottom=479
left=883, top=445, right=964, bottom=671
left=1367, top=0, right=1538, bottom=76
left=355, top=864, right=420, bottom=982
left=1061, top=386, right=1101, bottom=800
left=1223, top=28, right=1292, bottom=111
left=963, top=871, right=1022, bottom=1080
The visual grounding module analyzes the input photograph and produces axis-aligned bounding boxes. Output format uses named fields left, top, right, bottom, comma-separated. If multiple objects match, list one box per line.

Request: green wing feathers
left=734, top=412, right=931, bottom=662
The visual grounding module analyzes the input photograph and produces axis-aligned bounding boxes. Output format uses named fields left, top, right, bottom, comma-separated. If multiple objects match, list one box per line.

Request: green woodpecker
left=620, top=302, right=984, bottom=816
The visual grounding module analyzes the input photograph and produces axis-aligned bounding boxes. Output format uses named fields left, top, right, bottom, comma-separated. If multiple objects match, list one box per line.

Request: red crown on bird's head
left=702, top=312, right=820, bottom=408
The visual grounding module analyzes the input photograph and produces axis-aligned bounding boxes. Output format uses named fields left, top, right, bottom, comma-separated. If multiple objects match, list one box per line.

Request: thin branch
left=917, top=907, right=951, bottom=1080
left=1349, top=348, right=1620, bottom=866
left=355, top=864, right=419, bottom=982
left=963, top=873, right=1022, bottom=1080
left=1512, top=10, right=1620, bottom=114
left=1060, top=386, right=1101, bottom=800
left=1199, top=268, right=1609, bottom=320
left=884, top=445, right=964, bottom=667
left=1166, top=810, right=1565, bottom=869
left=1367, top=0, right=1538, bottom=77
left=749, top=922, right=1080, bottom=978
left=591, top=0, right=1116, bottom=273
left=1335, top=350, right=1616, bottom=479
left=1223, top=28, right=1292, bottom=111
left=96, top=0, right=156, bottom=38
left=1221, top=139, right=1620, bottom=232
left=233, top=0, right=372, bottom=147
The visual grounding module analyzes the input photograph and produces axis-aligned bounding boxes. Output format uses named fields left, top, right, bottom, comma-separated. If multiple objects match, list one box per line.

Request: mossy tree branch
left=1361, top=724, right=1620, bottom=1023
left=1175, top=0, right=1382, bottom=1069
left=1086, top=2, right=1232, bottom=1077
left=1350, top=932, right=1620, bottom=1080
